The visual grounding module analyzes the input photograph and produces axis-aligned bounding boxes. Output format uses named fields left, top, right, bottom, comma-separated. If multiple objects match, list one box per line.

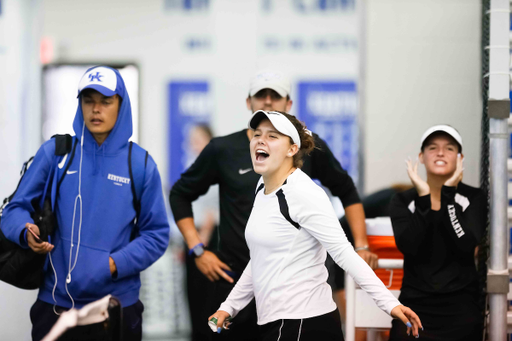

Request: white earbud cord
left=48, top=251, right=59, bottom=315
left=65, top=122, right=85, bottom=310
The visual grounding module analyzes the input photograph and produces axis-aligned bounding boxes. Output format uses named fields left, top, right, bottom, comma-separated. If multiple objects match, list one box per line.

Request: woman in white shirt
left=209, top=110, right=422, bottom=340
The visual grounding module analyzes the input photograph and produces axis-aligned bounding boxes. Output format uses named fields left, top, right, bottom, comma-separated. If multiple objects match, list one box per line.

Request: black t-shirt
left=389, top=183, right=486, bottom=300
left=170, top=129, right=360, bottom=273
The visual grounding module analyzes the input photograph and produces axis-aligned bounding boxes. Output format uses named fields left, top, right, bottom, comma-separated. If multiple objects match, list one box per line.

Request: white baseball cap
left=420, top=125, right=463, bottom=151
left=78, top=66, right=118, bottom=97
left=249, top=70, right=291, bottom=98
left=249, top=110, right=301, bottom=148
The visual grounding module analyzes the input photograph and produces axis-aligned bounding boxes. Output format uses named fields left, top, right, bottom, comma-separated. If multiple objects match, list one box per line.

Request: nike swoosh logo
left=58, top=154, right=68, bottom=169
left=67, top=170, right=77, bottom=175
left=239, top=168, right=252, bottom=175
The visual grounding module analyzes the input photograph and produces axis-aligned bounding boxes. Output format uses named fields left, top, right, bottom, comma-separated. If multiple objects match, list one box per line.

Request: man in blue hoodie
left=1, top=66, right=170, bottom=340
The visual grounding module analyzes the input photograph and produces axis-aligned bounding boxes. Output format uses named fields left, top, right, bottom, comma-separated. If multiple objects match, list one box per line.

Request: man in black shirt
left=170, top=70, right=377, bottom=340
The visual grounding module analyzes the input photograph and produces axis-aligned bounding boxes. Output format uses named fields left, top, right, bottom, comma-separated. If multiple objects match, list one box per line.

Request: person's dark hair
left=421, top=131, right=462, bottom=153
left=248, top=91, right=291, bottom=102
left=80, top=88, right=123, bottom=106
left=275, top=111, right=315, bottom=168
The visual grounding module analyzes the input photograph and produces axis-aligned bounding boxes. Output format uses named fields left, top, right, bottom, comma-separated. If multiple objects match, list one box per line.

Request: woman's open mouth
left=256, top=149, right=269, bottom=162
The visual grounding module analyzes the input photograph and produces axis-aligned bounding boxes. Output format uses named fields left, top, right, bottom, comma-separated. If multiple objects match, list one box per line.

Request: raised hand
left=444, top=153, right=463, bottom=187
left=390, top=304, right=423, bottom=338
left=406, top=157, right=430, bottom=196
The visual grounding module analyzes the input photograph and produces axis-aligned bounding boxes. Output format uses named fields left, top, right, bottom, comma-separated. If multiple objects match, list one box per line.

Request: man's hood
left=73, top=66, right=133, bottom=153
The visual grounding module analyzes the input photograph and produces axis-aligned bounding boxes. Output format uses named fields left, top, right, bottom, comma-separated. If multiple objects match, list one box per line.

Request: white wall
left=0, top=1, right=42, bottom=340
left=364, top=0, right=482, bottom=193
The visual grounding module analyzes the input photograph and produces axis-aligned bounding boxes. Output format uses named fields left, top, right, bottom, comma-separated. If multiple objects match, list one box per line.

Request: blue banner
left=297, top=81, right=359, bottom=184
left=168, top=81, right=212, bottom=187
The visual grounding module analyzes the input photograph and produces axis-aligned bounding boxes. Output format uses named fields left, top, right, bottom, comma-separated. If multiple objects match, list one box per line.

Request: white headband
left=420, top=125, right=463, bottom=151
left=248, top=110, right=301, bottom=148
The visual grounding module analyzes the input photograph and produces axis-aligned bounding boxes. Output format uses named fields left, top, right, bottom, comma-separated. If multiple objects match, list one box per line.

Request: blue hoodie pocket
left=67, top=244, right=113, bottom=301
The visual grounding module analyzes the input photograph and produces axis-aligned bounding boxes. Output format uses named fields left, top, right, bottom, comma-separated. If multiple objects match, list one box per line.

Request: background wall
left=364, top=0, right=482, bottom=193
left=37, top=0, right=483, bottom=195
left=0, top=0, right=482, bottom=339
left=39, top=0, right=364, bottom=192
left=0, top=1, right=42, bottom=340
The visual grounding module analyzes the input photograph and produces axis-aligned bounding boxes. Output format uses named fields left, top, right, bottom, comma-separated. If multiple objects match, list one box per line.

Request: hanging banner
left=297, top=81, right=359, bottom=185
left=168, top=81, right=212, bottom=187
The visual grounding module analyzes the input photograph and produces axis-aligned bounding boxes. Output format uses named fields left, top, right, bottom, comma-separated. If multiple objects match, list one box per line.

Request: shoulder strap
left=40, top=134, right=74, bottom=209
left=0, top=157, right=34, bottom=217
left=53, top=134, right=73, bottom=156
left=128, top=142, right=148, bottom=225
left=0, top=134, right=76, bottom=216
left=57, top=137, right=77, bottom=191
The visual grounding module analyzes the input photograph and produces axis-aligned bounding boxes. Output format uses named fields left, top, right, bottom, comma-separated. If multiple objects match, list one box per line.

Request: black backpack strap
left=53, top=134, right=73, bottom=156
left=57, top=138, right=78, bottom=192
left=39, top=134, right=75, bottom=220
left=128, top=142, right=148, bottom=226
left=1, top=134, right=73, bottom=217
left=4, top=157, right=34, bottom=208
left=128, top=142, right=141, bottom=222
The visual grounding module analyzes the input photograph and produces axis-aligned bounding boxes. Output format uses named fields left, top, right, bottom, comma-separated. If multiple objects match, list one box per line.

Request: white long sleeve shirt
left=219, top=169, right=401, bottom=325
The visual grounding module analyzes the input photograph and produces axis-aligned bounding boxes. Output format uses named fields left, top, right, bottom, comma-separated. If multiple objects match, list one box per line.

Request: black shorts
left=259, top=308, right=344, bottom=341
left=389, top=291, right=483, bottom=341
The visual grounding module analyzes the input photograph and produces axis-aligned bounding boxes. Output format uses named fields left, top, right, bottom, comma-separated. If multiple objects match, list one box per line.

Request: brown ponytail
left=276, top=112, right=315, bottom=168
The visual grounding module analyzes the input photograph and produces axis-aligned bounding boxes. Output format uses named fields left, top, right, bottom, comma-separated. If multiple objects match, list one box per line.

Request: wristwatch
left=189, top=243, right=205, bottom=258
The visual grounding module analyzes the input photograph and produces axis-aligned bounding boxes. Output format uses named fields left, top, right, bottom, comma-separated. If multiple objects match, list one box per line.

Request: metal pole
left=487, top=0, right=510, bottom=339
left=489, top=118, right=509, bottom=340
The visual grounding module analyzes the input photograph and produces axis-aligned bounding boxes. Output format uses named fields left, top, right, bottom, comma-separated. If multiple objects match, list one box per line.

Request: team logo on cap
left=88, top=72, right=103, bottom=82
left=78, top=66, right=117, bottom=95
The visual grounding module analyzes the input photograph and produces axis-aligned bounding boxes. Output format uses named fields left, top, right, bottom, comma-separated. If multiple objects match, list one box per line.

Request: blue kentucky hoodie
left=2, top=66, right=170, bottom=309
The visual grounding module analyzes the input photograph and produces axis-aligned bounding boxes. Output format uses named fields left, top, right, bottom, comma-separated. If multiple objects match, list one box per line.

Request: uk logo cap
left=420, top=125, right=463, bottom=151
left=249, top=110, right=301, bottom=148
left=249, top=70, right=291, bottom=98
left=77, top=67, right=117, bottom=97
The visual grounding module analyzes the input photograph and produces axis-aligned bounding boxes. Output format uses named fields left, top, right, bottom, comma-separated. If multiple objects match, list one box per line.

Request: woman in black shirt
left=389, top=125, right=486, bottom=341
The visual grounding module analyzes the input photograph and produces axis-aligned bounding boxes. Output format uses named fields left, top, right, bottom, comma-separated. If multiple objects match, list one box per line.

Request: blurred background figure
left=187, top=124, right=219, bottom=246
left=185, top=124, right=219, bottom=341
